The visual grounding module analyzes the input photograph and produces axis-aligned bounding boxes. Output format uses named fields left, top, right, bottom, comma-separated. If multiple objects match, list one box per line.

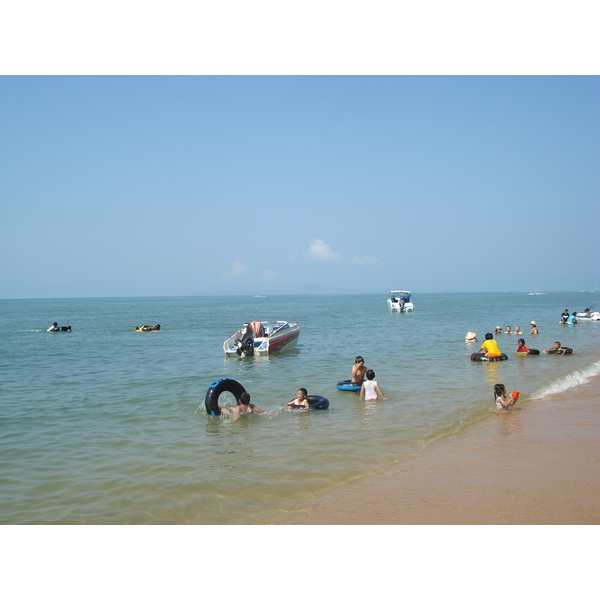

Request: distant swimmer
left=465, top=332, right=477, bottom=341
left=504, top=326, right=512, bottom=334
left=513, top=326, right=523, bottom=335
left=220, top=392, right=265, bottom=421
left=566, top=312, right=578, bottom=325
left=529, top=321, right=538, bottom=334
left=561, top=309, right=570, bottom=323
left=46, top=322, right=71, bottom=332
left=493, top=383, right=519, bottom=412
left=494, top=326, right=502, bottom=335
left=351, top=356, right=368, bottom=385
left=285, top=388, right=310, bottom=410
left=134, top=324, right=161, bottom=331
left=360, top=369, right=387, bottom=401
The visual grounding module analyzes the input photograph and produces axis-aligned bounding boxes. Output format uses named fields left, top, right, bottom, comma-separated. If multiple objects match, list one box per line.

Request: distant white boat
left=387, top=291, right=413, bottom=312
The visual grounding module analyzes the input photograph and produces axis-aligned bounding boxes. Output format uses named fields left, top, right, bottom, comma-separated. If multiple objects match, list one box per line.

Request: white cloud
left=223, top=261, right=249, bottom=279
left=352, top=256, right=378, bottom=265
left=305, top=239, right=340, bottom=262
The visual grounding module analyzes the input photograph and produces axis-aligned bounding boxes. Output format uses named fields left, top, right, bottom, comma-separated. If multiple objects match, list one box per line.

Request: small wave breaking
left=529, top=360, right=600, bottom=400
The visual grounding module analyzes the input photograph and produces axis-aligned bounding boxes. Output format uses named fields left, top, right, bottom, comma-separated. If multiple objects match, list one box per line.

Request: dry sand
left=272, top=374, right=600, bottom=525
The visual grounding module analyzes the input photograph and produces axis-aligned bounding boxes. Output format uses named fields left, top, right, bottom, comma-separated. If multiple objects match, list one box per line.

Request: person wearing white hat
left=529, top=321, right=538, bottom=334
left=465, top=332, right=477, bottom=341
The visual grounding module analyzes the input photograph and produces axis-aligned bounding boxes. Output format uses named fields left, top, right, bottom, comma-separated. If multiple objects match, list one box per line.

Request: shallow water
left=1, top=292, right=599, bottom=524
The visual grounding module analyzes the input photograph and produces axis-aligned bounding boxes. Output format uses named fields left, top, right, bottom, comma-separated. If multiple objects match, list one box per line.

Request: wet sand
left=272, top=375, right=600, bottom=525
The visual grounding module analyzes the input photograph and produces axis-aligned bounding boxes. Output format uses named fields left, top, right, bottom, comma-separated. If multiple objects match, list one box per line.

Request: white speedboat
left=387, top=291, right=413, bottom=312
left=223, top=321, right=301, bottom=356
left=575, top=309, right=600, bottom=321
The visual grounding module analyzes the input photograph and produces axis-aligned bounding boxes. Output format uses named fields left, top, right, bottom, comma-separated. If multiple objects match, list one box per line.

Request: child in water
left=220, top=392, right=265, bottom=421
left=516, top=338, right=530, bottom=354
left=494, top=384, right=518, bottom=411
left=285, top=388, right=310, bottom=410
left=477, top=333, right=502, bottom=358
left=544, top=341, right=570, bottom=355
left=360, top=369, right=387, bottom=401
left=351, top=356, right=368, bottom=385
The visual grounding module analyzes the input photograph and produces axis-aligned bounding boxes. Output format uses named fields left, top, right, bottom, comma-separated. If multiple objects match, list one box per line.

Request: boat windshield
left=389, top=291, right=411, bottom=301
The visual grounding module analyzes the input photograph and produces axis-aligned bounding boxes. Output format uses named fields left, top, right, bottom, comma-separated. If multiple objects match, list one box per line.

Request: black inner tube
left=205, top=378, right=247, bottom=416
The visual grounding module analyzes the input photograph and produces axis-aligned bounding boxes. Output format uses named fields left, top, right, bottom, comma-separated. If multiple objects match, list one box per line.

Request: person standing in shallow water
left=360, top=369, right=387, bottom=401
left=351, top=356, right=368, bottom=385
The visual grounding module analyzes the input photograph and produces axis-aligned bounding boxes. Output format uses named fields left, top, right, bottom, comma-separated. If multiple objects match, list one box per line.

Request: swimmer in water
left=493, top=383, right=518, bottom=411
left=476, top=333, right=502, bottom=358
left=504, top=326, right=512, bottom=334
left=516, top=338, right=531, bottom=354
left=285, top=388, right=310, bottom=410
left=220, top=392, right=265, bottom=421
left=351, top=356, right=368, bottom=385
left=529, top=321, right=538, bottom=335
left=544, top=341, right=570, bottom=355
left=360, top=369, right=387, bottom=401
left=513, top=326, right=523, bottom=335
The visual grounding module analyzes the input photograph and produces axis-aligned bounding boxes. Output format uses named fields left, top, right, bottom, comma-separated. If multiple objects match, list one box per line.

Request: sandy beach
left=272, top=373, right=600, bottom=525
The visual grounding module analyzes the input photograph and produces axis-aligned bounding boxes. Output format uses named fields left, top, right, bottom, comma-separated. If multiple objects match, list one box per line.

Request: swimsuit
left=363, top=380, right=378, bottom=400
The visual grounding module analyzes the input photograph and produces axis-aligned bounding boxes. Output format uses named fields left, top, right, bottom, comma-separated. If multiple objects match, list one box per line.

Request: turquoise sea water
left=2, top=292, right=600, bottom=524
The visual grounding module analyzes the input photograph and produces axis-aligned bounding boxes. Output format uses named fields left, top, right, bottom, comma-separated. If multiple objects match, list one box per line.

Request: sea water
left=1, top=292, right=599, bottom=524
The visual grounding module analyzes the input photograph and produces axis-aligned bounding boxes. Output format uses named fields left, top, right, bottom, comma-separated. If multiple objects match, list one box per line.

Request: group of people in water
left=220, top=357, right=387, bottom=421
left=468, top=309, right=583, bottom=412
left=350, top=356, right=387, bottom=401
left=560, top=309, right=579, bottom=324
left=220, top=387, right=321, bottom=421
left=492, top=322, right=539, bottom=336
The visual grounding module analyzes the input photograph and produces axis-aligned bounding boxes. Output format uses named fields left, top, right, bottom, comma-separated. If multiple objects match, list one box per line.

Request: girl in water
left=360, top=370, right=387, bottom=401
left=493, top=384, right=518, bottom=412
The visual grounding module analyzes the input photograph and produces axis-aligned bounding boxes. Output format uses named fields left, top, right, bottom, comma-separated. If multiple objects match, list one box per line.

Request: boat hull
left=576, top=311, right=600, bottom=321
left=387, top=300, right=414, bottom=312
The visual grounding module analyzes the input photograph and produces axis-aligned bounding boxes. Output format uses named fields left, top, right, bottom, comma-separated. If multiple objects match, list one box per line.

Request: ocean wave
left=529, top=360, right=600, bottom=400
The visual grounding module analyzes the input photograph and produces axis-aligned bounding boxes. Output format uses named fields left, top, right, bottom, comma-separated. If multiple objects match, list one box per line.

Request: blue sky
left=1, top=75, right=599, bottom=298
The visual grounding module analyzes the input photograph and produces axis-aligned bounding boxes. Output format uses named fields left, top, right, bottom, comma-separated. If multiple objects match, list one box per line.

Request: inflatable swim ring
left=470, top=352, right=508, bottom=362
left=288, top=395, right=329, bottom=410
left=135, top=324, right=161, bottom=331
left=548, top=347, right=573, bottom=355
left=205, top=378, right=247, bottom=416
left=337, top=380, right=362, bottom=392
left=516, top=349, right=540, bottom=355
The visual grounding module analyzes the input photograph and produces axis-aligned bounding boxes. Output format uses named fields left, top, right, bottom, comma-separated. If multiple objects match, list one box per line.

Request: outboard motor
left=235, top=322, right=255, bottom=356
